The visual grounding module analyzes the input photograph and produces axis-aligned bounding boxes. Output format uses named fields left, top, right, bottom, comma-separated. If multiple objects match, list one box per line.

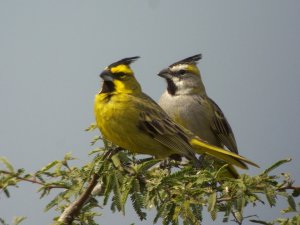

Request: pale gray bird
left=158, top=54, right=239, bottom=177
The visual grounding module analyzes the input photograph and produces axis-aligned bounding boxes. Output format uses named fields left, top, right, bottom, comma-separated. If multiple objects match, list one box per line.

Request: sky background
left=1, top=1, right=300, bottom=224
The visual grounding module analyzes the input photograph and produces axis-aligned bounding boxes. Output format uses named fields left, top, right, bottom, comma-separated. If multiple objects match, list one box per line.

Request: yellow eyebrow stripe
left=172, top=64, right=200, bottom=76
left=186, top=64, right=200, bottom=75
left=110, top=65, right=133, bottom=75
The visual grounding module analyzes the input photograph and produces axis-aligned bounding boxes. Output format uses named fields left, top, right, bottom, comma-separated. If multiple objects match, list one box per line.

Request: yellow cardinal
left=94, top=56, right=258, bottom=169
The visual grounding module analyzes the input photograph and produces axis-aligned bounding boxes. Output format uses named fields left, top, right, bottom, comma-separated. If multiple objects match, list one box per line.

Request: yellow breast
left=94, top=93, right=133, bottom=148
left=94, top=92, right=172, bottom=159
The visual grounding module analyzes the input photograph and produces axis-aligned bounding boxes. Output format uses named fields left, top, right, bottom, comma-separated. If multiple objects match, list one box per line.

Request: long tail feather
left=190, top=139, right=259, bottom=169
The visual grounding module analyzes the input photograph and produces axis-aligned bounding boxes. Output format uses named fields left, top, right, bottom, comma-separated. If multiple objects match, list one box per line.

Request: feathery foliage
left=0, top=125, right=299, bottom=225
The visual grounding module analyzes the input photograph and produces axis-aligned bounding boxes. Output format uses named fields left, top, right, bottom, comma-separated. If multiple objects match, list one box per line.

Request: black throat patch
left=100, top=81, right=115, bottom=93
left=166, top=79, right=177, bottom=95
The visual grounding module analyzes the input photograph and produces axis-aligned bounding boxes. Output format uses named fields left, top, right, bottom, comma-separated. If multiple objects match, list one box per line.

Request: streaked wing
left=207, top=97, right=238, bottom=154
left=137, top=93, right=197, bottom=161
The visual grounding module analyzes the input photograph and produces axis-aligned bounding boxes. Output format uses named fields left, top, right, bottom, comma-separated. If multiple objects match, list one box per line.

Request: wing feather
left=137, top=94, right=198, bottom=162
left=207, top=97, right=239, bottom=154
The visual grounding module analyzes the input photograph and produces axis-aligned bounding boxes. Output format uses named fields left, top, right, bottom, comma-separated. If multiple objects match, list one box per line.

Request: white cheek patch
left=172, top=77, right=184, bottom=87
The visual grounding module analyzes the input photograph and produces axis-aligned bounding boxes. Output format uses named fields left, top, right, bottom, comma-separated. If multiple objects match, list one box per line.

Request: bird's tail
left=190, top=138, right=259, bottom=169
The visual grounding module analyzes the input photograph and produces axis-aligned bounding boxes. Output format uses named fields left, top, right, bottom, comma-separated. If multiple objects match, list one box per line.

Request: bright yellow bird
left=94, top=56, right=258, bottom=169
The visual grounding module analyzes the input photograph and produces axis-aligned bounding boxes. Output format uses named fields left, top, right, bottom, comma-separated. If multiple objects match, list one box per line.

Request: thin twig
left=217, top=197, right=232, bottom=203
left=231, top=210, right=242, bottom=225
left=278, top=185, right=300, bottom=191
left=0, top=170, right=65, bottom=189
left=216, top=184, right=300, bottom=204
left=57, top=174, right=99, bottom=224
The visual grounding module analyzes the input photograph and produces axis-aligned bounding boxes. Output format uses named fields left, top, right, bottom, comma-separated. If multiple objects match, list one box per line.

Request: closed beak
left=100, top=70, right=114, bottom=82
left=157, top=68, right=173, bottom=79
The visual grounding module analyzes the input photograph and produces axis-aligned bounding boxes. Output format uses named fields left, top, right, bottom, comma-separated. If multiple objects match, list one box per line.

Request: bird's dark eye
left=178, top=70, right=186, bottom=75
left=117, top=72, right=126, bottom=78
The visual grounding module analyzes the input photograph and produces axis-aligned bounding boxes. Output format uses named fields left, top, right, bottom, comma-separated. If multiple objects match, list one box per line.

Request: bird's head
left=99, top=56, right=141, bottom=94
left=158, top=54, right=206, bottom=95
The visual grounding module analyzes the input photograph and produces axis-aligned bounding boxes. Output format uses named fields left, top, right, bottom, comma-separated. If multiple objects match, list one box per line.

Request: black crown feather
left=170, top=54, right=202, bottom=67
left=108, top=56, right=140, bottom=68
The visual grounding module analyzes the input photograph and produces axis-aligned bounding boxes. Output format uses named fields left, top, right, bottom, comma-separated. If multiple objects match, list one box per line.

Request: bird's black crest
left=170, top=54, right=202, bottom=67
left=108, top=56, right=140, bottom=68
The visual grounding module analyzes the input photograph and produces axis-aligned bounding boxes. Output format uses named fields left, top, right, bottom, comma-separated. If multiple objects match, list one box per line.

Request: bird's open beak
left=157, top=68, right=172, bottom=79
left=100, top=70, right=114, bottom=82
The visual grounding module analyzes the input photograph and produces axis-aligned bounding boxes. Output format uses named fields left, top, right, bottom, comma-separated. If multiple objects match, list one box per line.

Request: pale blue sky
left=1, top=1, right=300, bottom=224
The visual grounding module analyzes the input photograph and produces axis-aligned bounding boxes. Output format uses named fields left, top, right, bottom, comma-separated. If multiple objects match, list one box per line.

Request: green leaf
left=210, top=208, right=217, bottom=221
left=44, top=192, right=65, bottom=211
left=0, top=157, right=14, bottom=172
left=88, top=148, right=105, bottom=155
left=90, top=136, right=102, bottom=146
left=249, top=219, right=271, bottom=224
left=111, top=155, right=123, bottom=171
left=103, top=174, right=113, bottom=206
left=182, top=202, right=201, bottom=225
left=292, top=188, right=300, bottom=197
left=190, top=204, right=202, bottom=222
left=13, top=216, right=26, bottom=225
left=296, top=215, right=300, bottom=225
left=263, top=158, right=291, bottom=174
left=208, top=192, right=217, bottom=212
left=131, top=190, right=147, bottom=220
left=130, top=179, right=146, bottom=220
left=120, top=177, right=133, bottom=209
left=214, top=163, right=229, bottom=178
left=163, top=203, right=177, bottom=225
left=232, top=211, right=243, bottom=224
left=280, top=206, right=295, bottom=214
left=222, top=202, right=232, bottom=223
left=287, top=195, right=297, bottom=211
left=265, top=191, right=276, bottom=207
left=3, top=188, right=10, bottom=198
left=39, top=160, right=60, bottom=173
left=112, top=173, right=122, bottom=212
left=85, top=123, right=97, bottom=131
left=63, top=152, right=75, bottom=161
left=35, top=173, right=45, bottom=183
left=138, top=159, right=161, bottom=173
left=236, top=196, right=246, bottom=213
left=153, top=202, right=167, bottom=224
